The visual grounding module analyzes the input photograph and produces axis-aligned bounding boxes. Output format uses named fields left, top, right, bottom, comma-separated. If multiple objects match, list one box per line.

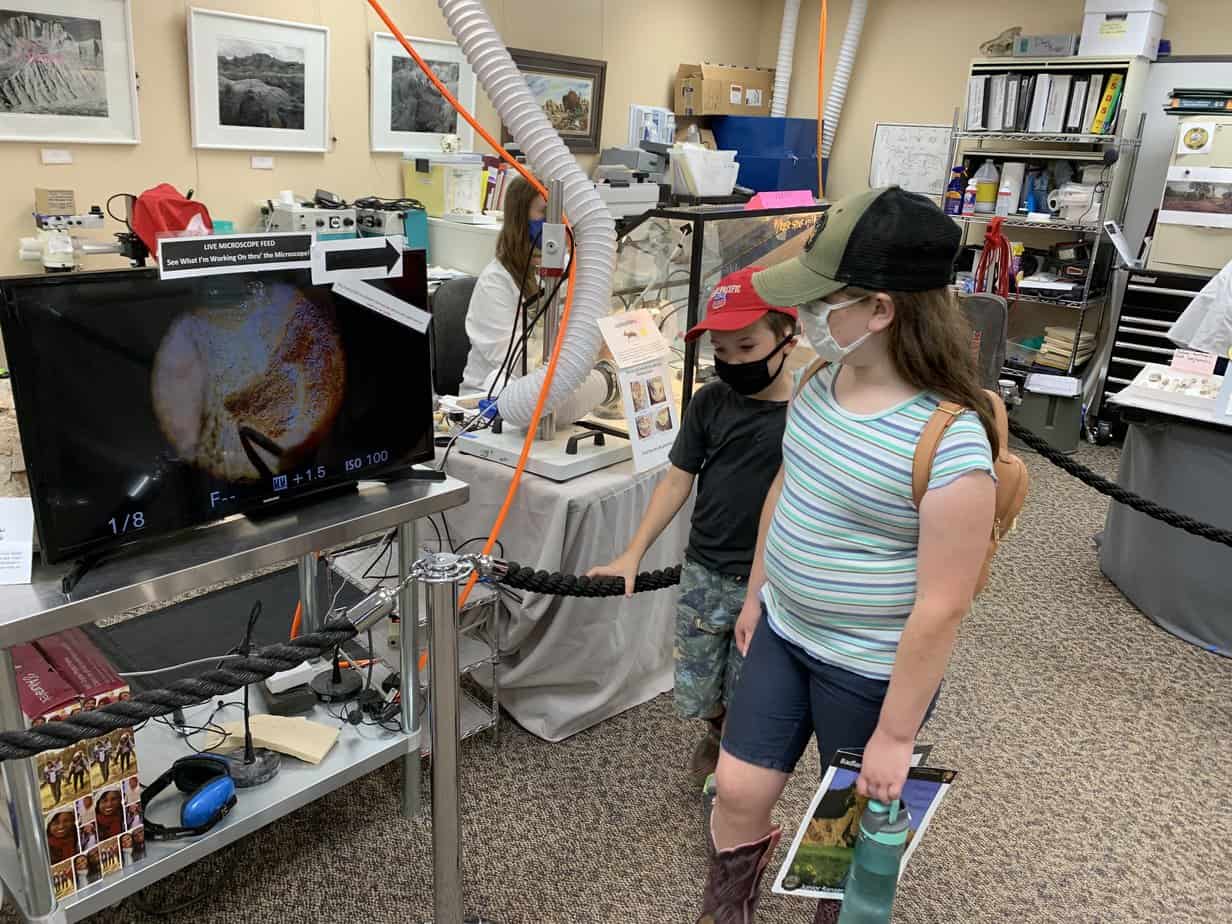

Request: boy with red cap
left=590, top=266, right=797, bottom=791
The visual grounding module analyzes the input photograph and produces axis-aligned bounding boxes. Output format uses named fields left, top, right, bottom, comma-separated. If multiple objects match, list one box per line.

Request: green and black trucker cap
left=752, top=186, right=961, bottom=307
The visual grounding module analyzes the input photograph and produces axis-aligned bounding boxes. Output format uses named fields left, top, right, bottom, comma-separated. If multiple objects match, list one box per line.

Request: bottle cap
left=863, top=799, right=910, bottom=846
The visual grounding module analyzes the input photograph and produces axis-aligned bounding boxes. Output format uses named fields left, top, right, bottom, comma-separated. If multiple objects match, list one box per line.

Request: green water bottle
left=836, top=799, right=910, bottom=924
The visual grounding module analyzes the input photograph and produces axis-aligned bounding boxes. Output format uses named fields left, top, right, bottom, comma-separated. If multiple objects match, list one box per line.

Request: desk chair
left=959, top=293, right=1008, bottom=389
left=430, top=276, right=478, bottom=395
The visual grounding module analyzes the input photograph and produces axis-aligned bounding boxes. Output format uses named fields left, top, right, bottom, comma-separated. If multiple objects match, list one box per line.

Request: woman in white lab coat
left=461, top=176, right=616, bottom=423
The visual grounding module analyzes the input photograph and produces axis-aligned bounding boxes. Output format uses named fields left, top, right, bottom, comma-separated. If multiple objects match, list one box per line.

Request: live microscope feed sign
left=598, top=310, right=679, bottom=472
left=158, top=232, right=313, bottom=280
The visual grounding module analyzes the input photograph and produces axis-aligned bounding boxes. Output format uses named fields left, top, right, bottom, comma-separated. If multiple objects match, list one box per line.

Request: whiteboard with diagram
left=868, top=122, right=953, bottom=198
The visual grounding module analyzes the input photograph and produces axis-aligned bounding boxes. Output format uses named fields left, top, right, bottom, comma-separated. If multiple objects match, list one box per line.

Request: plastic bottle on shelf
left=974, top=159, right=1000, bottom=214
left=961, top=177, right=979, bottom=217
left=995, top=179, right=1016, bottom=217
left=943, top=166, right=967, bottom=216
left=836, top=799, right=911, bottom=924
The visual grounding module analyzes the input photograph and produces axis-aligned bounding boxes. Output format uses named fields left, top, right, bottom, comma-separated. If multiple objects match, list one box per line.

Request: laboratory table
left=441, top=453, right=690, bottom=741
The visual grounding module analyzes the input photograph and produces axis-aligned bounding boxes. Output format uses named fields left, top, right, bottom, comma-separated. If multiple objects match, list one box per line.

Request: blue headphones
left=142, top=755, right=236, bottom=840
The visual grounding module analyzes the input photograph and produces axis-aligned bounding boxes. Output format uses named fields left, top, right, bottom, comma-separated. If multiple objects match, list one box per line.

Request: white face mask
left=799, top=295, right=873, bottom=363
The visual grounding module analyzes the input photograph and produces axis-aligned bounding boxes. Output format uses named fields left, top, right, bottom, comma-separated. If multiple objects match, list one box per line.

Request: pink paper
left=745, top=190, right=817, bottom=210
left=1171, top=349, right=1218, bottom=374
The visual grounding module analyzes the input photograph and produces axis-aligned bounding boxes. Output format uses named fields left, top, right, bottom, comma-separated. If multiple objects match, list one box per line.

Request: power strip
left=265, top=659, right=324, bottom=695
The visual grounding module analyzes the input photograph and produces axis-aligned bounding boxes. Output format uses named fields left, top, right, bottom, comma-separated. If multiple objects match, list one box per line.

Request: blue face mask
left=528, top=219, right=544, bottom=246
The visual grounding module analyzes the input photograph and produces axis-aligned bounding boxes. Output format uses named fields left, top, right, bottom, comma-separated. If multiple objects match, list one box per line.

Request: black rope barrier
left=500, top=563, right=682, bottom=597
left=0, top=621, right=357, bottom=761
left=1007, top=420, right=1232, bottom=548
left=4, top=423, right=1232, bottom=762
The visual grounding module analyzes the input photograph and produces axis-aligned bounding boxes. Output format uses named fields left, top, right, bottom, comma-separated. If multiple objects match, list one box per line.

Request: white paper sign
left=598, top=310, right=671, bottom=369
left=333, top=279, right=430, bottom=332
left=619, top=361, right=679, bottom=471
left=0, top=498, right=34, bottom=585
left=599, top=310, right=677, bottom=471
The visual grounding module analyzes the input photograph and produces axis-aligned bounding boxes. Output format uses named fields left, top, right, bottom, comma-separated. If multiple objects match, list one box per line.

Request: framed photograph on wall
left=370, top=32, right=475, bottom=153
left=187, top=8, right=329, bottom=152
left=503, top=49, right=606, bottom=154
left=0, top=0, right=140, bottom=144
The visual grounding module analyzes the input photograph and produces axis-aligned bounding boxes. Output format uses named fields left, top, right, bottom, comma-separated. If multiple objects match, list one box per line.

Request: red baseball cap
left=684, top=267, right=798, bottom=342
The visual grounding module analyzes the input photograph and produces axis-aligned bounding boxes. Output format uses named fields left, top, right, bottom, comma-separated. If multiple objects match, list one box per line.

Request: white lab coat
left=1169, top=258, right=1232, bottom=355
left=460, top=259, right=607, bottom=423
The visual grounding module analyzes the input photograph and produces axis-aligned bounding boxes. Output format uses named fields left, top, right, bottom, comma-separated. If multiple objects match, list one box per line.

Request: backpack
left=794, top=359, right=1028, bottom=595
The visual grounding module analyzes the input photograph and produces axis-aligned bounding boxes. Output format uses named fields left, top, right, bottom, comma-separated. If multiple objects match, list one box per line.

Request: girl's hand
left=734, top=596, right=762, bottom=656
left=587, top=551, right=642, bottom=597
left=856, top=726, right=915, bottom=804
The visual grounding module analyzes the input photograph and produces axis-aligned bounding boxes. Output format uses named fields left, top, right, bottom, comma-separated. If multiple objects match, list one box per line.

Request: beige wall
left=4, top=0, right=773, bottom=279
left=761, top=0, right=1232, bottom=199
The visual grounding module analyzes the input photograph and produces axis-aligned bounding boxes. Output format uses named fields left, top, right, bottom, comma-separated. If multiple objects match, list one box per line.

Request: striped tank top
left=762, top=364, right=994, bottom=680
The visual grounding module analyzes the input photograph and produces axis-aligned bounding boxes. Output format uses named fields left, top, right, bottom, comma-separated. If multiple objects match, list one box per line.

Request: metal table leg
left=298, top=552, right=320, bottom=633
left=0, top=648, right=56, bottom=921
left=417, top=554, right=499, bottom=924
left=398, top=521, right=421, bottom=819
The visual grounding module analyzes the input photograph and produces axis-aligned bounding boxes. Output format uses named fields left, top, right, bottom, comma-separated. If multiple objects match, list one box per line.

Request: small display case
left=612, top=202, right=827, bottom=417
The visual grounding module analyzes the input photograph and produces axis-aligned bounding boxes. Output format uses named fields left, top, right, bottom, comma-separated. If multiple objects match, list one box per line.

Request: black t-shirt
left=668, top=381, right=788, bottom=579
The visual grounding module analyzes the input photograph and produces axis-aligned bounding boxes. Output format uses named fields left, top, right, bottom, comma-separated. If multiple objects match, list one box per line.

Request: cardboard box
left=674, top=63, right=774, bottom=118
left=1081, top=0, right=1167, bottom=60
left=34, top=187, right=75, bottom=216
left=23, top=632, right=144, bottom=901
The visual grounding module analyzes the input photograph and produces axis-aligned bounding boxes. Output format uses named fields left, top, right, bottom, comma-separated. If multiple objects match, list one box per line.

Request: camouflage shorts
left=674, top=560, right=747, bottom=720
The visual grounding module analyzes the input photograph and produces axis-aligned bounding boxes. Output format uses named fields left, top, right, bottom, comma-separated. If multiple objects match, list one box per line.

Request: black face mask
left=713, top=335, right=792, bottom=396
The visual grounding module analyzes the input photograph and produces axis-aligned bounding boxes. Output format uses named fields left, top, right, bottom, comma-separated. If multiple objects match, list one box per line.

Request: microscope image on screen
left=149, top=281, right=347, bottom=482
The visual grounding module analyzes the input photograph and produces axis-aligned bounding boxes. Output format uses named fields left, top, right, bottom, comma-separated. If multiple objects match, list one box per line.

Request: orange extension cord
left=371, top=0, right=581, bottom=613
left=818, top=0, right=827, bottom=199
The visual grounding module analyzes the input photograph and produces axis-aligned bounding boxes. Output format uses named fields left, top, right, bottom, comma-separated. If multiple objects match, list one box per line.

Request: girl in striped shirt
left=696, top=187, right=998, bottom=924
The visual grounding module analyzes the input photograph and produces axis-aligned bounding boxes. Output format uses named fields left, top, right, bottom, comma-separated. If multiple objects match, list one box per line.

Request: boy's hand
left=734, top=596, right=762, bottom=656
left=587, top=552, right=642, bottom=597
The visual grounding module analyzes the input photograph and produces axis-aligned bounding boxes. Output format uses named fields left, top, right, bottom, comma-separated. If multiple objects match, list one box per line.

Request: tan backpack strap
left=912, top=402, right=965, bottom=508
left=793, top=358, right=829, bottom=400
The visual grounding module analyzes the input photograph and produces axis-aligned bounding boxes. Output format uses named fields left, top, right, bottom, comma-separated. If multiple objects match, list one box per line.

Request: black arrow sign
left=324, top=239, right=400, bottom=274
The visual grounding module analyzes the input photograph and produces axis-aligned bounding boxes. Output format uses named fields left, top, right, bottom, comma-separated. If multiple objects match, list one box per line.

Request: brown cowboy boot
left=695, top=824, right=781, bottom=924
left=814, top=899, right=841, bottom=923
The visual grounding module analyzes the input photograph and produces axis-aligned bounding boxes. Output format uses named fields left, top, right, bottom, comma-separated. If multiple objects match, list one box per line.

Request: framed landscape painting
left=503, top=48, right=605, bottom=153
left=188, top=8, right=329, bottom=152
left=370, top=32, right=475, bottom=153
left=0, top=0, right=140, bottom=143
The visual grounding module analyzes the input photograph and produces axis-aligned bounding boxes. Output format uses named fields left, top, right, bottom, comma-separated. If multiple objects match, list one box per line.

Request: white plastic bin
left=1081, top=0, right=1167, bottom=60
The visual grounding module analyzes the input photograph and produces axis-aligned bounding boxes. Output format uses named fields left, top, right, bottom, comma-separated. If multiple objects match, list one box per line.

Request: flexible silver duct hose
left=821, top=0, right=868, bottom=159
left=438, top=0, right=616, bottom=429
left=771, top=0, right=802, bottom=118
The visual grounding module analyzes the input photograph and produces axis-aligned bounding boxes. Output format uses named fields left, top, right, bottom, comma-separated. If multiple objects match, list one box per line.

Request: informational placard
left=310, top=236, right=405, bottom=285
left=1171, top=348, right=1218, bottom=374
left=0, top=497, right=34, bottom=585
left=333, top=278, right=430, bottom=333
left=599, top=311, right=678, bottom=471
left=157, top=232, right=312, bottom=280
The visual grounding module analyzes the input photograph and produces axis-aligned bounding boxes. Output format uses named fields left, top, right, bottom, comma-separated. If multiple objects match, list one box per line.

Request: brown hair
left=861, top=287, right=1000, bottom=458
left=495, top=177, right=542, bottom=296
left=762, top=310, right=797, bottom=341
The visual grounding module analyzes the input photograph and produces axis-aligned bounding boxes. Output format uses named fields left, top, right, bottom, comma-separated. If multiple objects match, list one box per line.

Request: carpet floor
left=4, top=443, right=1230, bottom=923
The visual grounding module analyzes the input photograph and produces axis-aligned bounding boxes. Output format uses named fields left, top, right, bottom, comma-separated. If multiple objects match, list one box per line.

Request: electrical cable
left=499, top=229, right=577, bottom=393
left=118, top=654, right=243, bottom=678
left=818, top=0, right=828, bottom=198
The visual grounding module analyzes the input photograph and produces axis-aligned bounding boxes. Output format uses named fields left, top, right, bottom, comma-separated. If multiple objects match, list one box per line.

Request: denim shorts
left=722, top=608, right=935, bottom=774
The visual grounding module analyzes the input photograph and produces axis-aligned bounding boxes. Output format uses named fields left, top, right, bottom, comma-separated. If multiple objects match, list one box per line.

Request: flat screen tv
left=1, top=253, right=434, bottom=564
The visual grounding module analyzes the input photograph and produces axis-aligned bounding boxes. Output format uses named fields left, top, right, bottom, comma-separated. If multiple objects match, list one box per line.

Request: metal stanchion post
left=0, top=648, right=56, bottom=920
left=536, top=178, right=566, bottom=443
left=298, top=552, right=320, bottom=633
left=414, top=553, right=499, bottom=924
left=398, top=521, right=421, bottom=818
